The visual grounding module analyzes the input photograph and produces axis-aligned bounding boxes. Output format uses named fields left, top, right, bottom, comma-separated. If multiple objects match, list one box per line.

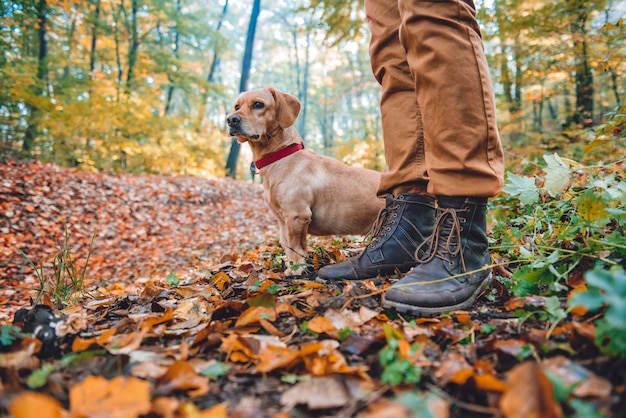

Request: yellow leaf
left=69, top=375, right=151, bottom=418
left=307, top=316, right=337, bottom=333
left=8, top=392, right=63, bottom=418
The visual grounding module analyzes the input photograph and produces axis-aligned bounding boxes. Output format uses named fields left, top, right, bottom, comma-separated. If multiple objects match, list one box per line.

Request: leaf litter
left=1, top=160, right=624, bottom=417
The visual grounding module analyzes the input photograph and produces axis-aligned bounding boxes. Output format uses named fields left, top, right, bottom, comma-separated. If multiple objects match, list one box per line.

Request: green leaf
left=480, top=324, right=497, bottom=334
left=576, top=189, right=610, bottom=225
left=543, top=153, right=571, bottom=194
left=27, top=363, right=57, bottom=389
left=166, top=273, right=180, bottom=287
left=199, top=362, right=232, bottom=380
left=545, top=370, right=577, bottom=403
left=568, top=399, right=605, bottom=418
left=569, top=289, right=605, bottom=312
left=502, top=171, right=539, bottom=204
left=0, top=325, right=21, bottom=346
left=396, top=392, right=436, bottom=418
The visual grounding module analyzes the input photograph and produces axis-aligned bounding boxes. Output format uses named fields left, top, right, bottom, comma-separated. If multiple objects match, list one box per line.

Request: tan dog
left=227, top=87, right=384, bottom=276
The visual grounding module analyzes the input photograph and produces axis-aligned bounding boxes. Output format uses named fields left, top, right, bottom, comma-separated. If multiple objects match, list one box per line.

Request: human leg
left=317, top=0, right=434, bottom=281
left=382, top=0, right=504, bottom=313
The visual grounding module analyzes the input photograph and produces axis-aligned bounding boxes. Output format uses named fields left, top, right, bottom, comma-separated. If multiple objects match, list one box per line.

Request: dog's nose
left=227, top=114, right=241, bottom=127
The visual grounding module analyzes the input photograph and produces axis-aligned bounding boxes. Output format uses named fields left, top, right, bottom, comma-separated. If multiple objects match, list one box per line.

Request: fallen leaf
left=307, top=316, right=337, bottom=333
left=8, top=391, right=64, bottom=418
left=280, top=375, right=350, bottom=410
left=69, top=375, right=151, bottom=418
left=500, top=361, right=563, bottom=418
left=155, top=360, right=210, bottom=397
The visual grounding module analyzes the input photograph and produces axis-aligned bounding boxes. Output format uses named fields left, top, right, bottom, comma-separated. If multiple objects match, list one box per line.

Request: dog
left=226, top=87, right=384, bottom=276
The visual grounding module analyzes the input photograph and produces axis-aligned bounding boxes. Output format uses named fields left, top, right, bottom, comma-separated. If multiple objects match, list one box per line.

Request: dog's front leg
left=281, top=210, right=311, bottom=276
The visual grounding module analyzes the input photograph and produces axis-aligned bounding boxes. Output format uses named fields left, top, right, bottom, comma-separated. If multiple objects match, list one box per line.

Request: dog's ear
left=269, top=87, right=300, bottom=129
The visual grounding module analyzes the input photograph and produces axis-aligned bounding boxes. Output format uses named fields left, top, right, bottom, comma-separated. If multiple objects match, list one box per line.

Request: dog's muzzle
left=226, top=114, right=260, bottom=139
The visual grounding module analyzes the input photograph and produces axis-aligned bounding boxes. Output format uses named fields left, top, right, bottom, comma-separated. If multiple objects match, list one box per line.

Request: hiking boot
left=318, top=193, right=436, bottom=280
left=382, top=196, right=492, bottom=316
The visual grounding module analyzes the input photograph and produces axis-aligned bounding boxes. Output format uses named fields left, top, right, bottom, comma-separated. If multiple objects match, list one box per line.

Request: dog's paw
left=285, top=264, right=314, bottom=278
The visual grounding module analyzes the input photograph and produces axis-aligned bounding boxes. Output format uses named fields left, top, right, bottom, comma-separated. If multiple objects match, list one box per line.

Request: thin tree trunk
left=111, top=1, right=124, bottom=100
left=62, top=14, right=77, bottom=80
left=298, top=31, right=310, bottom=138
left=608, top=67, right=621, bottom=107
left=23, top=0, right=48, bottom=154
left=89, top=0, right=101, bottom=78
left=164, top=0, right=182, bottom=116
left=225, top=0, right=261, bottom=179
left=125, top=0, right=139, bottom=94
left=196, top=0, right=229, bottom=132
left=572, top=10, right=594, bottom=126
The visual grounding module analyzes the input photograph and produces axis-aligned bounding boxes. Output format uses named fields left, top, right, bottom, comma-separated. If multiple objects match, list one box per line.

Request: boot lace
left=414, top=207, right=467, bottom=271
left=366, top=203, right=401, bottom=247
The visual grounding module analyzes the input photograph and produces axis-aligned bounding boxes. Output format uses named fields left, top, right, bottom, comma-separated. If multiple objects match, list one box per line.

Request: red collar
left=253, top=143, right=304, bottom=170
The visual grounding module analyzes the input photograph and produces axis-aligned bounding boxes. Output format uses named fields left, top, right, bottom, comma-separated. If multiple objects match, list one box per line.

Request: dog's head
left=226, top=87, right=301, bottom=143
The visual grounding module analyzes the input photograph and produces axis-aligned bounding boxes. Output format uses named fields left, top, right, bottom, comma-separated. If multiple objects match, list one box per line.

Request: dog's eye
left=234, top=104, right=240, bottom=111
left=252, top=101, right=264, bottom=109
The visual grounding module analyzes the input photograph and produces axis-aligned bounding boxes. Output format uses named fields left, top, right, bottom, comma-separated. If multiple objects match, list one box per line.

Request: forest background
left=1, top=0, right=624, bottom=179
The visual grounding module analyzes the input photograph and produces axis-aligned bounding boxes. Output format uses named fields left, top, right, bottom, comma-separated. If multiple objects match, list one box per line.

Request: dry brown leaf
left=500, top=362, right=563, bottom=418
left=542, top=356, right=612, bottom=399
left=433, top=350, right=471, bottom=386
left=280, top=375, right=350, bottom=410
left=155, top=360, right=210, bottom=397
left=8, top=391, right=64, bottom=418
left=474, top=373, right=507, bottom=393
left=69, top=375, right=151, bottom=418
left=307, top=316, right=337, bottom=333
left=235, top=306, right=277, bottom=327
left=256, top=344, right=301, bottom=372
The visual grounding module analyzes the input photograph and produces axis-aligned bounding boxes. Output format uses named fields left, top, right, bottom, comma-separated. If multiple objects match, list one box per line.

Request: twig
left=426, top=383, right=502, bottom=417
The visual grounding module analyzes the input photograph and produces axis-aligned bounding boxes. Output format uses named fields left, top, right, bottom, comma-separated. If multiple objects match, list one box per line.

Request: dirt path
left=1, top=160, right=277, bottom=322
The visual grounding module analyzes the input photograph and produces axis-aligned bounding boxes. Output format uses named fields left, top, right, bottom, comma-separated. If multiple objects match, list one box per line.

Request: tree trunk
left=23, top=0, right=48, bottom=155
left=225, top=0, right=261, bottom=179
left=89, top=0, right=101, bottom=78
left=298, top=31, right=311, bottom=138
left=125, top=0, right=139, bottom=94
left=164, top=0, right=182, bottom=116
left=571, top=9, right=594, bottom=126
left=195, top=0, right=229, bottom=132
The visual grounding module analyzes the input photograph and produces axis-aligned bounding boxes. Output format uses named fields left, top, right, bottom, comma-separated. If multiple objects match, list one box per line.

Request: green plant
left=491, top=152, right=625, bottom=299
left=199, top=362, right=232, bottom=380
left=166, top=273, right=180, bottom=287
left=337, top=326, right=355, bottom=341
left=569, top=265, right=626, bottom=357
left=0, top=325, right=23, bottom=346
left=379, top=325, right=422, bottom=386
left=27, top=349, right=106, bottom=389
left=17, top=227, right=97, bottom=308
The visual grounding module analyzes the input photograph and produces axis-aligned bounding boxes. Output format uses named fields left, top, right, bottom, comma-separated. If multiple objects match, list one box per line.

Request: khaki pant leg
left=366, top=0, right=429, bottom=197
left=398, top=0, right=505, bottom=197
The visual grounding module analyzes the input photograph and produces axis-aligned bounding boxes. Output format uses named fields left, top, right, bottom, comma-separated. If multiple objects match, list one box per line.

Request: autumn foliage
left=1, top=157, right=624, bottom=417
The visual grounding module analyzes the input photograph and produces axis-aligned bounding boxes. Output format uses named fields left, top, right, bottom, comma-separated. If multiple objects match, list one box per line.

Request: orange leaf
left=210, top=271, right=231, bottom=291
left=500, top=362, right=563, bottom=418
left=236, top=306, right=276, bottom=327
left=474, top=373, right=507, bottom=392
left=307, top=316, right=337, bottom=333
left=8, top=392, right=63, bottom=418
left=69, top=375, right=151, bottom=418
left=256, top=344, right=300, bottom=373
left=455, top=311, right=472, bottom=325
left=155, top=360, right=210, bottom=398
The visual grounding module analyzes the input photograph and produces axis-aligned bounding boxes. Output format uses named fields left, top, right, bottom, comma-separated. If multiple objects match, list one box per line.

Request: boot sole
left=382, top=273, right=492, bottom=317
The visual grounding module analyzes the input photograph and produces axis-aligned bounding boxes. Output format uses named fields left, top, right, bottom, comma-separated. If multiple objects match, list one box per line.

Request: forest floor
left=0, top=159, right=623, bottom=418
